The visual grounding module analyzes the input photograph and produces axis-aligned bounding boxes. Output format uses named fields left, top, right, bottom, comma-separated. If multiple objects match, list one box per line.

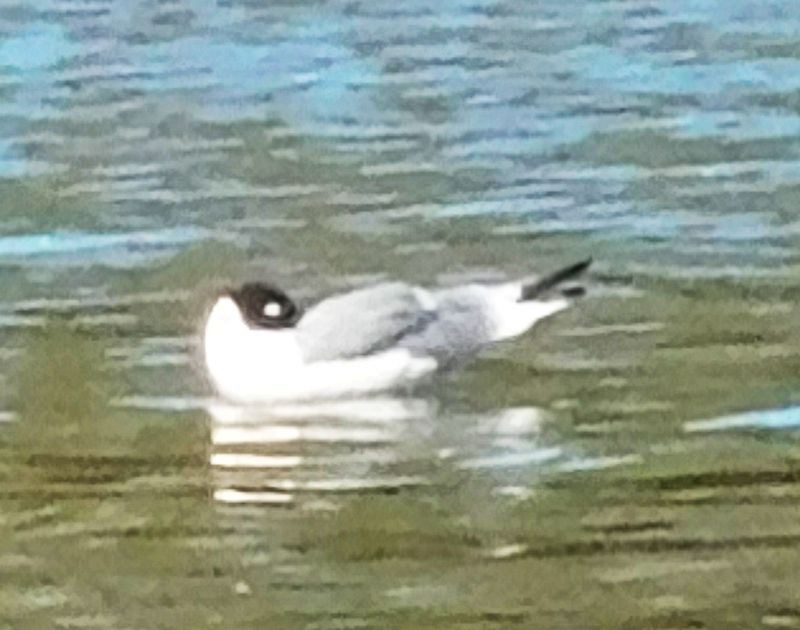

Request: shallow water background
left=2, top=1, right=800, bottom=627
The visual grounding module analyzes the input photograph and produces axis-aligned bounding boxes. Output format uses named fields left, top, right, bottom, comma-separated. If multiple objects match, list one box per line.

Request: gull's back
left=296, top=282, right=430, bottom=362
left=294, top=280, right=561, bottom=366
left=398, top=285, right=495, bottom=363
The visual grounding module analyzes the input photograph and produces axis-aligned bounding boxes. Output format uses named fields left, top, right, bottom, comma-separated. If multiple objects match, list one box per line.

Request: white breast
left=204, top=297, right=304, bottom=403
left=203, top=297, right=437, bottom=404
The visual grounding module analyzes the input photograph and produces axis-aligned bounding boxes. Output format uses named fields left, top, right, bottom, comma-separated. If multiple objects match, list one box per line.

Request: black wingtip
left=560, top=285, right=586, bottom=298
left=519, top=257, right=593, bottom=301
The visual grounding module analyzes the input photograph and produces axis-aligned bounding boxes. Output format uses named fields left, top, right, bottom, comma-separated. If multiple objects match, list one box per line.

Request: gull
left=203, top=258, right=591, bottom=403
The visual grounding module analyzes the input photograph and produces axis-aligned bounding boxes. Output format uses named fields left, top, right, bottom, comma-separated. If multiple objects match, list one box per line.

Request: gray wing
left=398, top=286, right=495, bottom=363
left=295, top=283, right=435, bottom=362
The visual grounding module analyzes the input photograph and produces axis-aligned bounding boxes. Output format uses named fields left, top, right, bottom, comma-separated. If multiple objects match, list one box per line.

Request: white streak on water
left=211, top=425, right=397, bottom=446
left=459, top=447, right=563, bottom=470
left=206, top=398, right=432, bottom=425
left=213, top=489, right=293, bottom=505
left=478, top=407, right=549, bottom=436
left=685, top=406, right=800, bottom=433
left=210, top=453, right=304, bottom=469
left=554, top=454, right=643, bottom=473
left=0, top=411, right=17, bottom=423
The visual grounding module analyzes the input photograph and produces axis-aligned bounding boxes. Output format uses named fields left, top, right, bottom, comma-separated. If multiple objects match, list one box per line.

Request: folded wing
left=295, top=283, right=435, bottom=362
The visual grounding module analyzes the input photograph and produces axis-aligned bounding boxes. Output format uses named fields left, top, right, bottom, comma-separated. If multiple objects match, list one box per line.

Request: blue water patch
left=140, top=30, right=382, bottom=124
left=455, top=106, right=596, bottom=155
left=708, top=214, right=774, bottom=243
left=0, top=227, right=206, bottom=258
left=685, top=405, right=800, bottom=432
left=0, top=24, right=79, bottom=72
left=657, top=0, right=800, bottom=36
left=572, top=45, right=800, bottom=96
left=0, top=158, right=29, bottom=178
left=674, top=111, right=800, bottom=141
left=0, top=24, right=80, bottom=176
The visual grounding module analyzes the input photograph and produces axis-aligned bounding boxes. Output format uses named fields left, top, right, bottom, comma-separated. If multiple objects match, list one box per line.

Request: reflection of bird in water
left=207, top=397, right=436, bottom=506
left=203, top=258, right=591, bottom=404
left=204, top=399, right=637, bottom=507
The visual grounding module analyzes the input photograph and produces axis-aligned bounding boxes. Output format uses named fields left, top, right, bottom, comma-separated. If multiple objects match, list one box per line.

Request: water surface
left=2, top=1, right=800, bottom=628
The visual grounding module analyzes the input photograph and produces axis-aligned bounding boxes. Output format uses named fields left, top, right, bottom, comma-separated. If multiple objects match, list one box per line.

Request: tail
left=519, top=257, right=592, bottom=302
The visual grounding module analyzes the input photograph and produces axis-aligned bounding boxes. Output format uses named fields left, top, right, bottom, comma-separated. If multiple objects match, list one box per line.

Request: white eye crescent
left=264, top=302, right=282, bottom=318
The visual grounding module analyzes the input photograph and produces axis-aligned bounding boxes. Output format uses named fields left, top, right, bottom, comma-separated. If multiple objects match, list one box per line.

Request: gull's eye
left=263, top=301, right=282, bottom=318
left=230, top=282, right=301, bottom=329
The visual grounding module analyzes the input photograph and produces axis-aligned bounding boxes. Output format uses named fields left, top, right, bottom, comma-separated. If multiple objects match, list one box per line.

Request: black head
left=227, top=282, right=302, bottom=329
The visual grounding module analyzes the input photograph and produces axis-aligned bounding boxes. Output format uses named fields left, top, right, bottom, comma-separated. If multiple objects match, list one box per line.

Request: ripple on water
left=685, top=406, right=800, bottom=433
left=0, top=227, right=205, bottom=260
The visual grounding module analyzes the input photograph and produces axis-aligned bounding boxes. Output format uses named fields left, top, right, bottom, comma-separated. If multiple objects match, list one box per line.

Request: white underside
left=204, top=298, right=437, bottom=404
left=484, top=284, right=568, bottom=340
left=203, top=286, right=568, bottom=405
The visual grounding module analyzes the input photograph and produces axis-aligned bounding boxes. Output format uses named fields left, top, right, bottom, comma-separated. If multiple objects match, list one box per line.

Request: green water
left=1, top=243, right=799, bottom=629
